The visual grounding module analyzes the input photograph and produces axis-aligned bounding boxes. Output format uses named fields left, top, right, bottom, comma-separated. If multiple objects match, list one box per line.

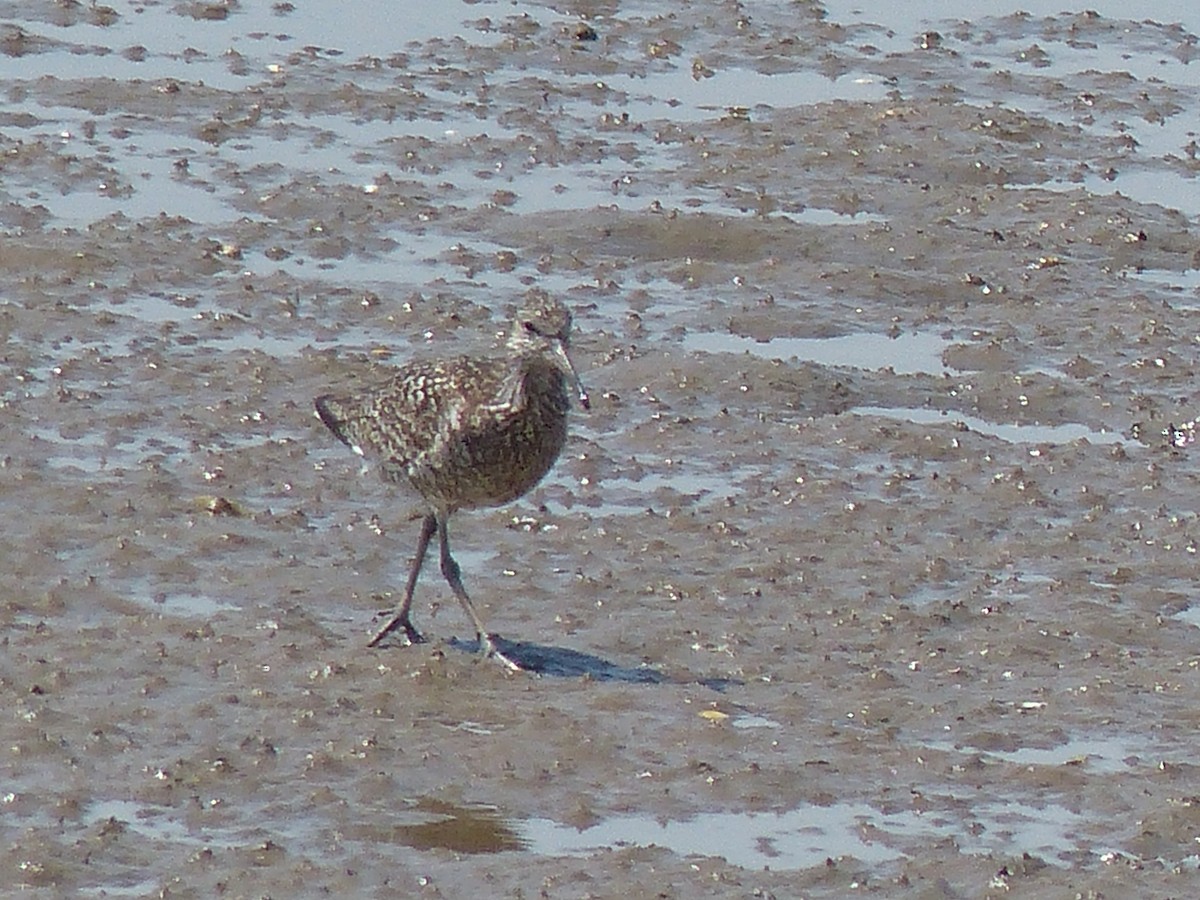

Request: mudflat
left=5, top=2, right=1200, bottom=897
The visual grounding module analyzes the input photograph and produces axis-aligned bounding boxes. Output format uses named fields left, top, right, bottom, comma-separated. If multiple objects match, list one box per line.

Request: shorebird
left=314, top=291, right=589, bottom=669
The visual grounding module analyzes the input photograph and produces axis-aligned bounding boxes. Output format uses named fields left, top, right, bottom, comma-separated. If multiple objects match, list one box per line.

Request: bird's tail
left=314, top=395, right=354, bottom=448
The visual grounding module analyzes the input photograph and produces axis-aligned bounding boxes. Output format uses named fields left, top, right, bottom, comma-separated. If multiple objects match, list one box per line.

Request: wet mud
left=5, top=1, right=1200, bottom=897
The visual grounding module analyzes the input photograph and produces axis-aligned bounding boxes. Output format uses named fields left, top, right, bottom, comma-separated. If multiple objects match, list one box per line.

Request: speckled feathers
left=315, top=293, right=586, bottom=512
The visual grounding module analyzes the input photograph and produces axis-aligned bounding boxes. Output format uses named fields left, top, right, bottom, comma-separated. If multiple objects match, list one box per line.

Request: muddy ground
left=5, top=1, right=1200, bottom=897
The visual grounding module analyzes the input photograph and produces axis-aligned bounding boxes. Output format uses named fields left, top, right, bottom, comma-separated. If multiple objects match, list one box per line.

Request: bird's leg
left=436, top=512, right=522, bottom=671
left=367, top=512, right=436, bottom=648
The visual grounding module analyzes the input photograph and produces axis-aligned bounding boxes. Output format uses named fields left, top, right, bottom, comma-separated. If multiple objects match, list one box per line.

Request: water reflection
left=684, top=330, right=953, bottom=376
left=350, top=798, right=526, bottom=854
left=849, top=405, right=1127, bottom=446
left=520, top=798, right=1098, bottom=869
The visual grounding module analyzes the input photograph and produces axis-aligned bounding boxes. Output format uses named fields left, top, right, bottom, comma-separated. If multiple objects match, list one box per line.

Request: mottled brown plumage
left=315, top=292, right=588, bottom=668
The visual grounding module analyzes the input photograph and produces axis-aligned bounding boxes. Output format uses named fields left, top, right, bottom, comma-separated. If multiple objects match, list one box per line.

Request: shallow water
left=6, top=1, right=1200, bottom=897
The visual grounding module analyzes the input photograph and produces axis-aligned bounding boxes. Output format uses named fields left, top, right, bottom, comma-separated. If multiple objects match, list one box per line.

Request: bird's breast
left=408, top=370, right=571, bottom=510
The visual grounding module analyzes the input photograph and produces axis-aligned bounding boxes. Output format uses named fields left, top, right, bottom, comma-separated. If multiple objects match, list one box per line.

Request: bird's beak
left=553, top=341, right=590, bottom=411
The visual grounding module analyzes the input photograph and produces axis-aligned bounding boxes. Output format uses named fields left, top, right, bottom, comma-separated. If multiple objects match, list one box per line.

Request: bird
left=314, top=291, right=589, bottom=670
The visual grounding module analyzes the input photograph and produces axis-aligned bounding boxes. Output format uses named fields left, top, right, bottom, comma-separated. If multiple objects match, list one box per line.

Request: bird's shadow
left=445, top=635, right=738, bottom=691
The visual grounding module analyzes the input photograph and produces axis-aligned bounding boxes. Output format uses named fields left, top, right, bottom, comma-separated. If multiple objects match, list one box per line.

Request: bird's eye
left=523, top=320, right=538, bottom=334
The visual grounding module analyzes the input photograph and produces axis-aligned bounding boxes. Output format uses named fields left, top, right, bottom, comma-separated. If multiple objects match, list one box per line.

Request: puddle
left=684, top=330, right=953, bottom=376
left=19, top=128, right=234, bottom=228
left=0, top=3, right=898, bottom=239
left=23, top=425, right=196, bottom=474
left=1041, top=168, right=1200, bottom=220
left=129, top=589, right=242, bottom=619
left=85, top=799, right=208, bottom=848
left=522, top=803, right=901, bottom=869
left=822, top=1, right=1200, bottom=215
left=521, top=798, right=1099, bottom=870
left=0, top=0, right=510, bottom=85
left=782, top=208, right=887, bottom=226
left=731, top=714, right=781, bottom=730
left=86, top=796, right=524, bottom=857
left=25, top=415, right=285, bottom=476
left=579, top=466, right=742, bottom=516
left=26, top=427, right=120, bottom=474
left=350, top=798, right=526, bottom=854
left=1127, top=267, right=1200, bottom=305
left=1171, top=604, right=1200, bottom=629
left=897, top=583, right=970, bottom=608
left=848, top=405, right=1127, bottom=446
left=825, top=0, right=1200, bottom=25
left=587, top=68, right=891, bottom=124
left=926, top=734, right=1150, bottom=776
left=85, top=791, right=1107, bottom=873
left=96, top=291, right=224, bottom=326
left=74, top=802, right=199, bottom=898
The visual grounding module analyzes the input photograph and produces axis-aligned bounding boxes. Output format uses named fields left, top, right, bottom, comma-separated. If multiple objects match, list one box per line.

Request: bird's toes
left=481, top=633, right=524, bottom=672
left=367, top=615, right=425, bottom=648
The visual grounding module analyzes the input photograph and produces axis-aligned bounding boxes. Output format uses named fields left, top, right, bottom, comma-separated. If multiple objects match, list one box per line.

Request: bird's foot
left=481, top=633, right=523, bottom=672
left=367, top=614, right=425, bottom=648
